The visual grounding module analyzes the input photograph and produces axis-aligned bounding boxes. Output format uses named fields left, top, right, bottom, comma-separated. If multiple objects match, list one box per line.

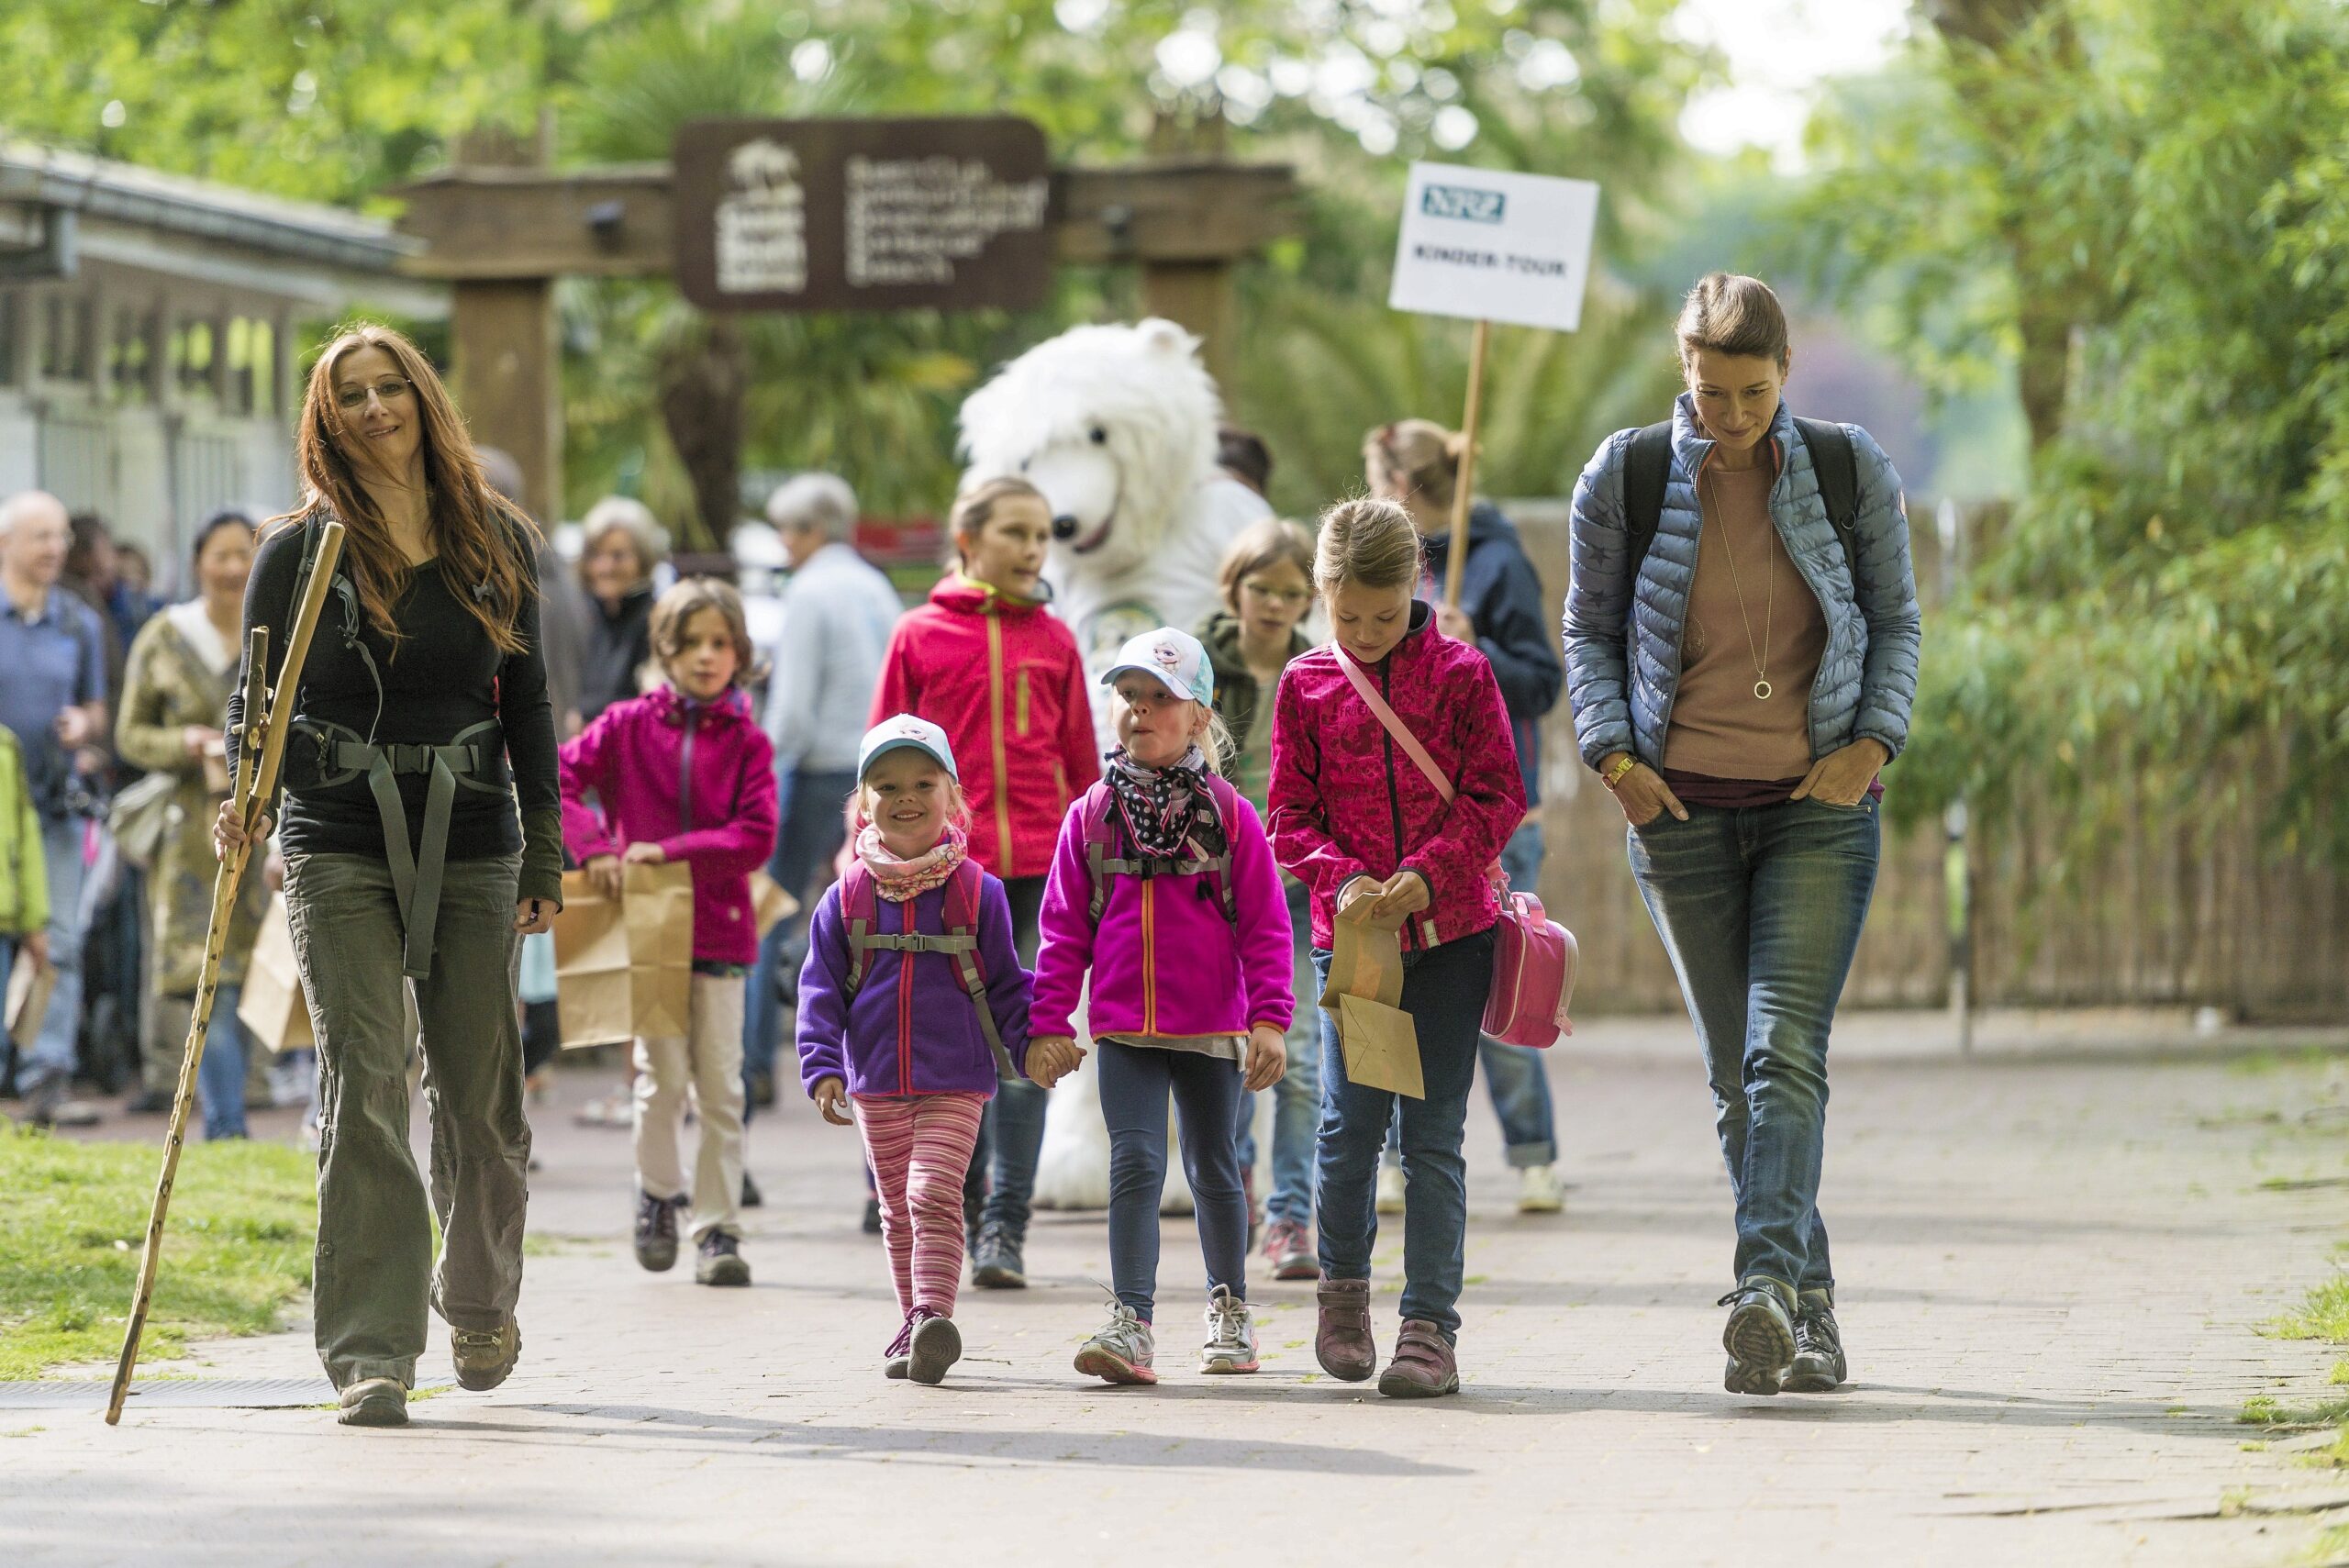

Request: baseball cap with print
left=857, top=714, right=959, bottom=781
left=1099, top=626, right=1215, bottom=706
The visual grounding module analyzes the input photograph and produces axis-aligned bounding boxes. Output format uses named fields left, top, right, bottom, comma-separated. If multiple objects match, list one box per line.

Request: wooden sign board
left=673, top=117, right=1053, bottom=313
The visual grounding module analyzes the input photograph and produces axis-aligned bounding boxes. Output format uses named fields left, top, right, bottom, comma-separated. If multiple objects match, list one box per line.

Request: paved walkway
left=7, top=1026, right=2348, bottom=1567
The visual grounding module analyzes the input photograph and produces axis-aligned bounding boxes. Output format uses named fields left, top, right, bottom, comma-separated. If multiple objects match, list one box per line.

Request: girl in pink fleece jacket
left=560, top=579, right=779, bottom=1289
left=1027, top=627, right=1294, bottom=1387
left=1267, top=498, right=1525, bottom=1401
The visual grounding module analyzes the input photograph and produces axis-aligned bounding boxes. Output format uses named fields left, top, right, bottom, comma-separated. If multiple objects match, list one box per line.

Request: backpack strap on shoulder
left=1202, top=773, right=1242, bottom=928
left=941, top=859, right=1015, bottom=1078
left=840, top=862, right=878, bottom=997
left=1622, top=421, right=1675, bottom=581
left=1791, top=417, right=1862, bottom=585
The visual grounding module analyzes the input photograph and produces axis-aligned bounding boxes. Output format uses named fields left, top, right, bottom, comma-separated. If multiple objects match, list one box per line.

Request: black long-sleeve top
left=226, top=515, right=564, bottom=907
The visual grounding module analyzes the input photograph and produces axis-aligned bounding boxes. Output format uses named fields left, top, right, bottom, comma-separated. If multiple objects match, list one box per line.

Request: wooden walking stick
left=1442, top=317, right=1492, bottom=609
left=106, top=519, right=345, bottom=1424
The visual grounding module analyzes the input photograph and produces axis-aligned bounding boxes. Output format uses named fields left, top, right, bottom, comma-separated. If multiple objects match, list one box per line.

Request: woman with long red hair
left=214, top=322, right=562, bottom=1429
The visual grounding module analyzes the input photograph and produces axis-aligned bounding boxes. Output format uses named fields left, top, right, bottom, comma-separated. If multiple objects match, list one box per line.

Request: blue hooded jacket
left=1562, top=395, right=1922, bottom=773
left=1419, top=501, right=1564, bottom=805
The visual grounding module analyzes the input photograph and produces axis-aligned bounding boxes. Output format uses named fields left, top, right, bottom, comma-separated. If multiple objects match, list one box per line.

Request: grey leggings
left=1097, top=1038, right=1248, bottom=1321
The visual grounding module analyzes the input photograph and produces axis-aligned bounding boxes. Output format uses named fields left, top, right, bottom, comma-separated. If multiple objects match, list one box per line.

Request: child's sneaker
left=1262, top=1218, right=1317, bottom=1281
left=694, top=1230, right=751, bottom=1286
left=633, top=1190, right=683, bottom=1272
left=1074, top=1301, right=1157, bottom=1385
left=907, top=1310, right=963, bottom=1385
left=883, top=1318, right=914, bottom=1379
left=1200, top=1285, right=1260, bottom=1373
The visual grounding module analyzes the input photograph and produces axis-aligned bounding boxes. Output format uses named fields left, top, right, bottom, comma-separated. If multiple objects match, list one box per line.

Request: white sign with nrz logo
left=1388, top=161, right=1600, bottom=332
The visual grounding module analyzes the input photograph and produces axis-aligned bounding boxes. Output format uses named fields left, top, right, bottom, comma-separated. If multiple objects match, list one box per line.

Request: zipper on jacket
left=896, top=898, right=915, bottom=1095
left=1016, top=666, right=1032, bottom=736
left=1377, top=658, right=1407, bottom=867
left=1141, top=877, right=1156, bottom=1034
left=985, top=611, right=1015, bottom=875
left=678, top=710, right=696, bottom=834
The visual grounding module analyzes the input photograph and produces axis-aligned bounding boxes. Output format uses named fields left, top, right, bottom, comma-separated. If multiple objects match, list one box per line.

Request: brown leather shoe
left=1377, top=1319, right=1459, bottom=1398
left=1315, top=1276, right=1376, bottom=1382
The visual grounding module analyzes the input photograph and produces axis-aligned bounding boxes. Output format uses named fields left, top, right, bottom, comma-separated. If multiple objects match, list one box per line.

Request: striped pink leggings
left=853, top=1091, right=988, bottom=1319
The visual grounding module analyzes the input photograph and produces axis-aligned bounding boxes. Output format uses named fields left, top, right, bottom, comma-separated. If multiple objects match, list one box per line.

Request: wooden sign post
left=1387, top=162, right=1601, bottom=606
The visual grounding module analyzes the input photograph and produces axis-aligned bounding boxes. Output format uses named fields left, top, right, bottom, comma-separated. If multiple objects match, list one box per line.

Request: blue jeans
left=18, top=816, right=89, bottom=1099
left=193, top=984, right=250, bottom=1140
left=743, top=765, right=857, bottom=1118
left=1235, top=879, right=1320, bottom=1224
left=1385, top=819, right=1558, bottom=1167
left=1315, top=926, right=1497, bottom=1340
left=1098, top=1038, right=1249, bottom=1319
left=1626, top=795, right=1881, bottom=1293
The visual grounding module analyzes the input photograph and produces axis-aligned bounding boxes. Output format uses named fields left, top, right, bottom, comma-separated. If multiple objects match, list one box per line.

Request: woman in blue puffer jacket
left=1563, top=272, right=1921, bottom=1400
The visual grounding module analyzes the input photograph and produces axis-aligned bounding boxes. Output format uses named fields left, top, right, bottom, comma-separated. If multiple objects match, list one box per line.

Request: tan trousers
left=633, top=973, right=746, bottom=1241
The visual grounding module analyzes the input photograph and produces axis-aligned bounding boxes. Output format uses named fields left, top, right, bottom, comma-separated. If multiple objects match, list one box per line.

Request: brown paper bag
left=748, top=871, right=800, bottom=940
left=6, top=947, right=53, bottom=1053
left=552, top=861, right=695, bottom=1048
left=1336, top=993, right=1425, bottom=1098
left=238, top=892, right=315, bottom=1053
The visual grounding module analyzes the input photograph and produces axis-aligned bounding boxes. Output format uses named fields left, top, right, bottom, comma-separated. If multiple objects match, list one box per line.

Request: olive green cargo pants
left=284, top=850, right=529, bottom=1390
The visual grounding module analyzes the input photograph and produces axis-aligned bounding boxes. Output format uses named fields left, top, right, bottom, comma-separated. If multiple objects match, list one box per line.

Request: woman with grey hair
left=577, top=497, right=668, bottom=723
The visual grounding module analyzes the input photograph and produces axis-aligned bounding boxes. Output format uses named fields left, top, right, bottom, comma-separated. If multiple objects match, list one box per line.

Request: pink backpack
left=1333, top=646, right=1577, bottom=1048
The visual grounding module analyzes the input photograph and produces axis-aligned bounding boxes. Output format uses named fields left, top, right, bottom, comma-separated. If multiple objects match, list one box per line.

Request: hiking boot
left=907, top=1311, right=963, bottom=1385
left=1375, top=1162, right=1406, bottom=1215
left=862, top=1196, right=884, bottom=1236
left=747, top=1067, right=776, bottom=1108
left=633, top=1190, right=683, bottom=1273
left=1201, top=1285, right=1260, bottom=1374
left=1262, top=1218, right=1317, bottom=1282
left=451, top=1318, right=520, bottom=1391
left=1786, top=1288, right=1848, bottom=1393
left=740, top=1170, right=763, bottom=1208
left=1074, top=1301, right=1157, bottom=1385
left=1720, top=1276, right=1797, bottom=1396
left=1378, top=1319, right=1460, bottom=1399
left=337, top=1376, right=408, bottom=1427
left=1315, top=1276, right=1376, bottom=1382
left=1517, top=1163, right=1565, bottom=1215
left=970, top=1220, right=1026, bottom=1289
left=695, top=1230, right=751, bottom=1286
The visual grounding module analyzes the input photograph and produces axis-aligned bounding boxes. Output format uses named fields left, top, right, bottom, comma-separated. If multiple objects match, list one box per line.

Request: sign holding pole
left=1388, top=162, right=1600, bottom=606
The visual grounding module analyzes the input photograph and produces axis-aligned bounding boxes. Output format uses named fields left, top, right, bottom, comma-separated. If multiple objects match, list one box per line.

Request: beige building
left=0, top=143, right=438, bottom=592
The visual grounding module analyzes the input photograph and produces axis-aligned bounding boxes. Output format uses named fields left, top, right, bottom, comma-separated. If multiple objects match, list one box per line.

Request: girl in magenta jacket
left=1266, top=499, right=1525, bottom=1400
left=560, top=579, right=779, bottom=1288
left=1027, top=627, right=1293, bottom=1387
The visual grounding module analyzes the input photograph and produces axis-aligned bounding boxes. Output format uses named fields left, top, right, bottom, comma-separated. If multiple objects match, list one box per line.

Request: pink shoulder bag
left=1332, top=647, right=1578, bottom=1047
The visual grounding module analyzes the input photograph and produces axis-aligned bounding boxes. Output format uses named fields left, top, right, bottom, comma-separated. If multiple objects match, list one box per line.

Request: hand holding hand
left=814, top=1077, right=853, bottom=1127
left=1242, top=1024, right=1287, bottom=1093
left=512, top=897, right=554, bottom=936
left=586, top=854, right=623, bottom=900
left=1789, top=739, right=1888, bottom=808
left=1026, top=1036, right=1085, bottom=1088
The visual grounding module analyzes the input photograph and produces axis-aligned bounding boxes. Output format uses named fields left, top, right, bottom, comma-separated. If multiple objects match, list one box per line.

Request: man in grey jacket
left=743, top=473, right=903, bottom=1118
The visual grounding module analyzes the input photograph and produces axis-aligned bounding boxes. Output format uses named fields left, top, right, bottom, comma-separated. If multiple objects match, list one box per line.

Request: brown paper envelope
left=1337, top=993, right=1424, bottom=1099
left=6, top=948, right=54, bottom=1052
left=237, top=892, right=316, bottom=1053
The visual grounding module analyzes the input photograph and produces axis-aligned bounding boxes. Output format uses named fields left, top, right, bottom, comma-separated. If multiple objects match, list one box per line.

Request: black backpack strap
left=1792, top=417, right=1861, bottom=585
left=1621, top=421, right=1675, bottom=579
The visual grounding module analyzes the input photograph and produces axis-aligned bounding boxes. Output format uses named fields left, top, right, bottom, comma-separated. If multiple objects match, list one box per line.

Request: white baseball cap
left=1100, top=627, right=1215, bottom=706
left=858, top=714, right=959, bottom=781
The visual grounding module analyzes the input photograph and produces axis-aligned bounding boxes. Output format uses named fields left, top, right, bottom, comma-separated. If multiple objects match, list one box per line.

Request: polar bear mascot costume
left=958, top=317, right=1272, bottom=1211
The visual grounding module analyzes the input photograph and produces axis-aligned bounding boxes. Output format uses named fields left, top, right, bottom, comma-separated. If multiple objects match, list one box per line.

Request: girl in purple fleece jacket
left=796, top=715, right=1032, bottom=1385
left=1027, top=627, right=1294, bottom=1387
left=560, top=580, right=778, bottom=1290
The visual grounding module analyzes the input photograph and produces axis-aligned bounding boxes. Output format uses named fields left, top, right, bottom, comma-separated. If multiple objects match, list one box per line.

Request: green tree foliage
left=1798, top=0, right=2349, bottom=863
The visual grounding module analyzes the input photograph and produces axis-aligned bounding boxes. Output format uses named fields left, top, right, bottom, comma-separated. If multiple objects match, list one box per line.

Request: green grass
left=0, top=1126, right=314, bottom=1378
left=2272, top=1276, right=2349, bottom=1343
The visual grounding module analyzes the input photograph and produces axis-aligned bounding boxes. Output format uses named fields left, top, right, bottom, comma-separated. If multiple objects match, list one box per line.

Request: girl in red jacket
left=1267, top=498, right=1525, bottom=1400
left=561, top=579, right=779, bottom=1288
left=870, top=476, right=1097, bottom=1290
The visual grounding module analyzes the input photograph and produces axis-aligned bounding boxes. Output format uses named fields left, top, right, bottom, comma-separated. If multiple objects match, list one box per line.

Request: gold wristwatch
left=1601, top=753, right=1638, bottom=791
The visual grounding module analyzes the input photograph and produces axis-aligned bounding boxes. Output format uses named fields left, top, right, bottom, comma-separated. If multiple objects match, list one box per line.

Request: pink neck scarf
left=855, top=821, right=967, bottom=902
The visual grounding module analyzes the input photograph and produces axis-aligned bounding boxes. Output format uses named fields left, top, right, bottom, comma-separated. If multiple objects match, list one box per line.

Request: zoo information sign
left=1387, top=162, right=1599, bottom=333
left=673, top=117, right=1053, bottom=313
